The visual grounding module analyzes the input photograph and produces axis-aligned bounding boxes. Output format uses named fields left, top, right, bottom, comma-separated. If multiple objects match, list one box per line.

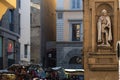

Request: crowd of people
left=0, top=64, right=60, bottom=80
left=0, top=64, right=84, bottom=80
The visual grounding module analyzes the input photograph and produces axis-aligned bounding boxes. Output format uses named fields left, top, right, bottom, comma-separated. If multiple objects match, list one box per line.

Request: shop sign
left=8, top=40, right=14, bottom=55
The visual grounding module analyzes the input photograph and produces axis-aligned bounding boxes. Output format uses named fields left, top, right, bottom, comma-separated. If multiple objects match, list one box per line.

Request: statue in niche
left=97, top=9, right=112, bottom=46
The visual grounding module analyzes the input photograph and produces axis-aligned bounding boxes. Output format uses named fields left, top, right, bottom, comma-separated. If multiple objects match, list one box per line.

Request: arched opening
left=96, top=3, right=113, bottom=16
left=46, top=48, right=56, bottom=68
left=69, top=56, right=82, bottom=64
left=62, top=49, right=83, bottom=69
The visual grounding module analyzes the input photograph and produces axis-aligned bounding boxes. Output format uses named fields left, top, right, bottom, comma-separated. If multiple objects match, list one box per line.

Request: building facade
left=30, top=0, right=41, bottom=64
left=118, top=1, right=120, bottom=79
left=19, top=0, right=31, bottom=64
left=56, top=0, right=83, bottom=69
left=0, top=0, right=16, bottom=20
left=83, top=0, right=119, bottom=80
left=0, top=0, right=20, bottom=69
left=40, top=0, right=56, bottom=67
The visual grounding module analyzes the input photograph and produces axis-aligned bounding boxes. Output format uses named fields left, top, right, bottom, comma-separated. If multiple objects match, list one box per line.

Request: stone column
left=3, top=37, right=8, bottom=68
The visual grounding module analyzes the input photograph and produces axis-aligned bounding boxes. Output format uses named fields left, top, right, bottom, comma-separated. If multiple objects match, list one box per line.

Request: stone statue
left=97, top=9, right=112, bottom=46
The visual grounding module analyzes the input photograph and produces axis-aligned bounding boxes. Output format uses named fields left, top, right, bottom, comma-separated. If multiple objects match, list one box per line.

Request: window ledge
left=56, top=9, right=83, bottom=12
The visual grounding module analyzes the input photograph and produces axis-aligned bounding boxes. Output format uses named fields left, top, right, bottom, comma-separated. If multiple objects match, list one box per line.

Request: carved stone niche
left=95, top=2, right=114, bottom=52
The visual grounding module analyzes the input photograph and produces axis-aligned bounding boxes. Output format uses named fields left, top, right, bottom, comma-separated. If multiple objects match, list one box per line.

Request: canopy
left=64, top=69, right=84, bottom=72
left=52, top=67, right=61, bottom=71
left=64, top=69, right=84, bottom=75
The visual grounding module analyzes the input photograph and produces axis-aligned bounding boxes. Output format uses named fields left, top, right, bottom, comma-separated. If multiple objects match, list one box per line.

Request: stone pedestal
left=83, top=0, right=119, bottom=80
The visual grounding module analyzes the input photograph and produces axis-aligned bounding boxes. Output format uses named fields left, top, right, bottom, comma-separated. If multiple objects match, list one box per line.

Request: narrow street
left=0, top=0, right=120, bottom=80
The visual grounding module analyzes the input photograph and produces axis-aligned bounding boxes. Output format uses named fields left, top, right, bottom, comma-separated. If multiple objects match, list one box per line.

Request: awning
left=52, top=67, right=61, bottom=71
left=64, top=69, right=84, bottom=72
left=64, top=69, right=84, bottom=75
left=0, top=0, right=16, bottom=20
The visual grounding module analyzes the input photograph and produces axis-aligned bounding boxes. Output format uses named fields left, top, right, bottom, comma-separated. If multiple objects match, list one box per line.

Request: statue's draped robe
left=97, top=16, right=112, bottom=43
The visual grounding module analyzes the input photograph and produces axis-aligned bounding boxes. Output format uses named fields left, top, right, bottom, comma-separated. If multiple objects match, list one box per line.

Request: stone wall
left=83, top=0, right=119, bottom=80
left=40, top=0, right=56, bottom=67
left=31, top=0, right=41, bottom=64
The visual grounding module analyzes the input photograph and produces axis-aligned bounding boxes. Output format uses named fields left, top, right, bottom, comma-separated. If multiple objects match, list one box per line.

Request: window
left=24, top=44, right=28, bottom=58
left=18, top=0, right=21, bottom=8
left=18, top=13, right=21, bottom=34
left=70, top=22, right=83, bottom=41
left=8, top=40, right=14, bottom=54
left=8, top=39, right=15, bottom=66
left=30, top=13, right=32, bottom=25
left=71, top=0, right=82, bottom=9
left=7, top=40, right=15, bottom=59
left=72, top=24, right=80, bottom=41
left=9, top=9, right=14, bottom=31
left=57, top=13, right=63, bottom=19
left=56, top=0, right=64, bottom=9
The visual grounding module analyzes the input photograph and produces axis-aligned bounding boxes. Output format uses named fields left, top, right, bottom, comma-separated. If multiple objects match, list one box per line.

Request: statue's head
left=101, top=9, right=107, bottom=16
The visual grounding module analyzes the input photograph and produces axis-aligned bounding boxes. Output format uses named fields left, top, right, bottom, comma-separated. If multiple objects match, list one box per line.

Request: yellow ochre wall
left=63, top=12, right=83, bottom=41
left=0, top=0, right=16, bottom=20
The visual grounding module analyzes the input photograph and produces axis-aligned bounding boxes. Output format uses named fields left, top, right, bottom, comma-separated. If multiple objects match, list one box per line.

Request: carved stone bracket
left=88, top=53, right=118, bottom=71
left=97, top=46, right=113, bottom=52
